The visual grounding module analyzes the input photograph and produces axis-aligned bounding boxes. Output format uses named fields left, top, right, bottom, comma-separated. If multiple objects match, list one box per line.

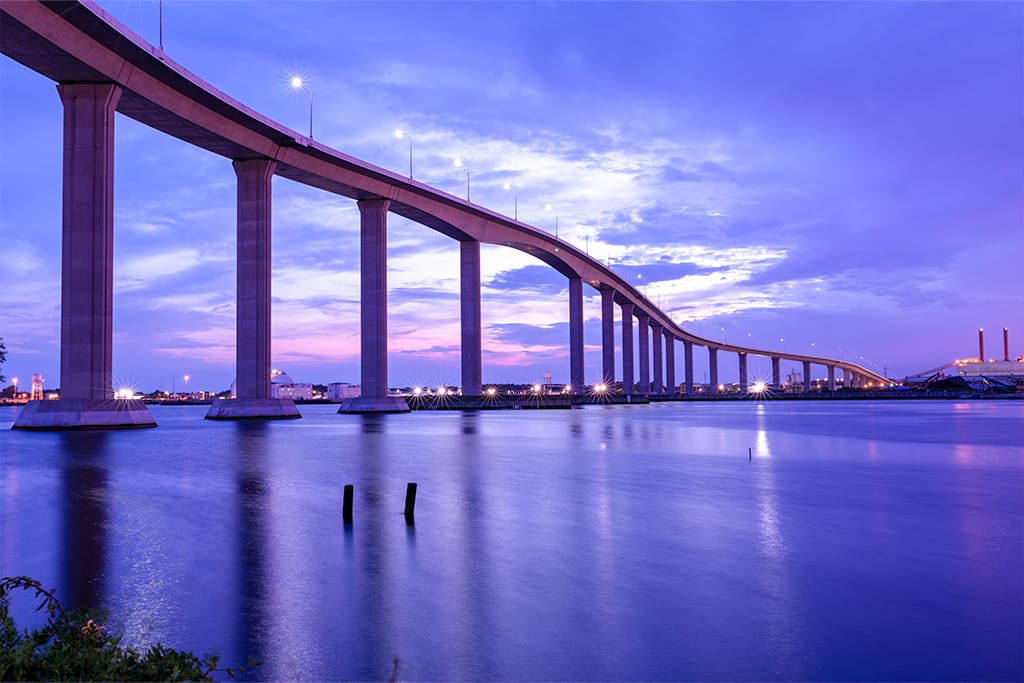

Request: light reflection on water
left=1, top=400, right=1022, bottom=681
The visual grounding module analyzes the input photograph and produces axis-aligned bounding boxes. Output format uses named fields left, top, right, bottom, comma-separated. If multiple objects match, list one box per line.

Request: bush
left=0, top=576, right=257, bottom=681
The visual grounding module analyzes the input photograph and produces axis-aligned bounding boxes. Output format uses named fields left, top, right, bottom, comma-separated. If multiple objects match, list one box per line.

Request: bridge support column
left=828, top=365, right=836, bottom=392
left=340, top=198, right=409, bottom=413
left=460, top=242, right=483, bottom=397
left=664, top=331, right=676, bottom=395
left=802, top=360, right=812, bottom=392
left=843, top=368, right=851, bottom=388
left=620, top=302, right=634, bottom=395
left=207, top=159, right=299, bottom=420
left=460, top=240, right=482, bottom=396
left=600, top=287, right=615, bottom=386
left=569, top=276, right=584, bottom=394
left=637, top=313, right=650, bottom=393
left=709, top=347, right=719, bottom=394
left=16, top=83, right=155, bottom=430
left=738, top=352, right=748, bottom=393
left=684, top=340, right=694, bottom=395
left=772, top=356, right=781, bottom=389
left=651, top=322, right=663, bottom=394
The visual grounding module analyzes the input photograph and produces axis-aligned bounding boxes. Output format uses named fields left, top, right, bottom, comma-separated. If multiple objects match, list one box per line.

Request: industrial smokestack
left=1004, top=327, right=1009, bottom=362
left=978, top=328, right=984, bottom=362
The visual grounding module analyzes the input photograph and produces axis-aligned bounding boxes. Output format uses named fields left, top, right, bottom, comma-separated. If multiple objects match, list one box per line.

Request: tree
left=0, top=337, right=6, bottom=384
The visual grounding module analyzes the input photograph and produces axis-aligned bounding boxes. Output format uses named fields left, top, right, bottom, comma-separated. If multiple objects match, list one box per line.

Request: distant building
left=328, top=382, right=360, bottom=402
left=270, top=370, right=312, bottom=400
left=954, top=359, right=1024, bottom=378
left=232, top=370, right=312, bottom=399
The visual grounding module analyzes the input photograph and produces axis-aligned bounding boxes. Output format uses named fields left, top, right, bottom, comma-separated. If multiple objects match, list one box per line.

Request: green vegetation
left=0, top=576, right=257, bottom=681
left=0, top=337, right=6, bottom=384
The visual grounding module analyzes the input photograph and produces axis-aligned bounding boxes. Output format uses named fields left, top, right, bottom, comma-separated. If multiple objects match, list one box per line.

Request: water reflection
left=753, top=421, right=804, bottom=677
left=59, top=432, right=109, bottom=612
left=232, top=421, right=270, bottom=681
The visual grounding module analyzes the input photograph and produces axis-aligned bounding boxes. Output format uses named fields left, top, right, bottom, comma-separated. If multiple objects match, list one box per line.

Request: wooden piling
left=343, top=484, right=354, bottom=522
left=404, top=482, right=417, bottom=520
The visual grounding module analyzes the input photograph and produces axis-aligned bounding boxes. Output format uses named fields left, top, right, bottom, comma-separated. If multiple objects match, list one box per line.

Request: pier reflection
left=59, top=432, right=109, bottom=612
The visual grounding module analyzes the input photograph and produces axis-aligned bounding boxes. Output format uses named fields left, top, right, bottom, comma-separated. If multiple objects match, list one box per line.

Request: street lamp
left=395, top=129, right=413, bottom=178
left=546, top=204, right=558, bottom=238
left=503, top=182, right=518, bottom=220
left=454, top=158, right=469, bottom=201
left=290, top=75, right=313, bottom=139
left=11, top=377, right=17, bottom=400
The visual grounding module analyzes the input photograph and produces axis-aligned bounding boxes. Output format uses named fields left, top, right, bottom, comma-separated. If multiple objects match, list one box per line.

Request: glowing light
left=486, top=387, right=497, bottom=396
left=394, top=128, right=404, bottom=139
left=594, top=383, right=607, bottom=393
left=503, top=182, right=511, bottom=190
left=532, top=384, right=541, bottom=393
left=750, top=380, right=767, bottom=393
left=437, top=385, right=446, bottom=395
left=412, top=386, right=422, bottom=395
left=114, top=386, right=135, bottom=400
left=564, top=384, right=572, bottom=393
left=290, top=75, right=304, bottom=89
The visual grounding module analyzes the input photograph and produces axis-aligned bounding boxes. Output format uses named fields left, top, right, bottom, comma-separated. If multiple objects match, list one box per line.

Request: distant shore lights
left=289, top=75, right=313, bottom=139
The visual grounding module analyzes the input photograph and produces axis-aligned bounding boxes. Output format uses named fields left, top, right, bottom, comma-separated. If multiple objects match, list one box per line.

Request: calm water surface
left=2, top=400, right=1022, bottom=681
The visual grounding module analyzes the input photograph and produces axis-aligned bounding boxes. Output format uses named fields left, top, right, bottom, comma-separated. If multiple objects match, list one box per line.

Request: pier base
left=12, top=399, right=156, bottom=430
left=204, top=398, right=301, bottom=420
left=338, top=397, right=410, bottom=414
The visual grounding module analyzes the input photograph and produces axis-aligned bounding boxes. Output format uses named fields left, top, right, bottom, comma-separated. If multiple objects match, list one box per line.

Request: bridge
left=2, top=0, right=887, bottom=429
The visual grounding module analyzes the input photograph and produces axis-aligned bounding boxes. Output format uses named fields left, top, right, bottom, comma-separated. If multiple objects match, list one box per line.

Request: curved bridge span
left=2, top=0, right=886, bottom=426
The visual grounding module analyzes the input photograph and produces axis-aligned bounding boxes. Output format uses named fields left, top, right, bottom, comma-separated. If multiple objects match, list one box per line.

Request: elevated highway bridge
left=2, top=0, right=887, bottom=428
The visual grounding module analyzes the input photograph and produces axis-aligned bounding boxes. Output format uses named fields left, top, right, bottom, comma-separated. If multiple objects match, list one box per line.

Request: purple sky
left=1, top=1, right=1022, bottom=393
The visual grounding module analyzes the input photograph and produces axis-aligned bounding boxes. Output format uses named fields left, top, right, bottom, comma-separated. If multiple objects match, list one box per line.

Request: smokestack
left=979, top=328, right=984, bottom=363
left=1005, top=327, right=1009, bottom=362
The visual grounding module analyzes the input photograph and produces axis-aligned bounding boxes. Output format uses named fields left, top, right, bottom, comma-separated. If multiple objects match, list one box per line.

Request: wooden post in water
left=343, top=484, right=354, bottom=522
left=404, top=482, right=417, bottom=521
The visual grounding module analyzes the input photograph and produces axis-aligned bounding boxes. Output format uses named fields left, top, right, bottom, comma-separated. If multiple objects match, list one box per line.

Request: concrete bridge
left=2, top=0, right=887, bottom=429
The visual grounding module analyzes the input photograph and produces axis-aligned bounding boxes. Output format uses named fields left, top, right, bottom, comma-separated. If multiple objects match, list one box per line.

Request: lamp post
left=503, top=182, right=518, bottom=220
left=11, top=377, right=17, bottom=401
left=546, top=204, right=558, bottom=238
left=395, top=129, right=413, bottom=178
left=454, top=158, right=469, bottom=201
left=290, top=76, right=313, bottom=139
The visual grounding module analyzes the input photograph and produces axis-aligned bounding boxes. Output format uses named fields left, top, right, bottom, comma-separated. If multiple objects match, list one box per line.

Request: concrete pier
left=651, top=321, right=663, bottom=394
left=15, top=83, right=155, bottom=430
left=637, top=313, right=650, bottom=393
left=772, top=356, right=781, bottom=389
left=620, top=302, right=634, bottom=395
left=460, top=240, right=482, bottom=396
left=828, top=365, right=836, bottom=391
left=601, top=287, right=615, bottom=386
left=739, top=352, right=748, bottom=393
left=664, top=330, right=676, bottom=395
left=569, top=276, right=584, bottom=393
left=684, top=340, right=694, bottom=395
left=803, top=360, right=812, bottom=392
left=340, top=198, right=409, bottom=413
left=709, top=347, right=719, bottom=393
left=207, top=158, right=299, bottom=420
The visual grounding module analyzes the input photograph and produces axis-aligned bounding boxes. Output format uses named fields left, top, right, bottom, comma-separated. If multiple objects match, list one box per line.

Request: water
left=1, top=400, right=1022, bottom=681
